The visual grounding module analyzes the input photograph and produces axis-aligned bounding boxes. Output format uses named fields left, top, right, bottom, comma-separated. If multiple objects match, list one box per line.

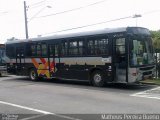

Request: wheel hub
left=94, top=74, right=102, bottom=83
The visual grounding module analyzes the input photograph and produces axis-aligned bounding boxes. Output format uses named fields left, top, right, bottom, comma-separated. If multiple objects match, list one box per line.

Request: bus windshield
left=130, top=36, right=154, bottom=66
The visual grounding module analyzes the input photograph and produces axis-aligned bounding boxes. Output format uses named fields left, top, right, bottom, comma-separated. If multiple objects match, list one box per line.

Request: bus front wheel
left=29, top=69, right=38, bottom=81
left=91, top=70, right=106, bottom=87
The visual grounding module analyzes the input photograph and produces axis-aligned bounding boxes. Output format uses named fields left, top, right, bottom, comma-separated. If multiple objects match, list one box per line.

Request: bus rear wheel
left=29, top=69, right=38, bottom=81
left=91, top=70, right=106, bottom=87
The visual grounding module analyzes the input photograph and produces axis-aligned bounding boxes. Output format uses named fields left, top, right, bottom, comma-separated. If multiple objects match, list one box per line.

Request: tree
left=151, top=30, right=160, bottom=78
left=150, top=30, right=160, bottom=52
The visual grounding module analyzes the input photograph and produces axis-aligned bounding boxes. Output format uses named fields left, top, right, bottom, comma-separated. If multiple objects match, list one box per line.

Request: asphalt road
left=0, top=75, right=160, bottom=120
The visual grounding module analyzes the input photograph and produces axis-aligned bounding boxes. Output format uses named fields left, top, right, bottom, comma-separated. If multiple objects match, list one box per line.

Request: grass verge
left=140, top=79, right=160, bottom=85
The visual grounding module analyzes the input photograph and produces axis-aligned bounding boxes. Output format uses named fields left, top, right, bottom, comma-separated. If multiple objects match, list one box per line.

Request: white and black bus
left=6, top=27, right=155, bottom=86
left=0, top=44, right=7, bottom=76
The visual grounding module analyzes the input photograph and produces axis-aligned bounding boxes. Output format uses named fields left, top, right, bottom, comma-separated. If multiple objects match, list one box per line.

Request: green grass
left=140, top=78, right=160, bottom=85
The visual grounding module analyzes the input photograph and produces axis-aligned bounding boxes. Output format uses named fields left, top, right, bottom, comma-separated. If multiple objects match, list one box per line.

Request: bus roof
left=5, top=27, right=148, bottom=44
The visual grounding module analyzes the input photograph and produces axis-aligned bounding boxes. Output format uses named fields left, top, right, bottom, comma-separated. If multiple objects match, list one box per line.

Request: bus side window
left=50, top=44, right=59, bottom=57
left=41, top=44, right=47, bottom=56
left=87, top=36, right=109, bottom=55
left=61, top=41, right=68, bottom=56
left=31, top=45, right=36, bottom=56
left=98, top=38, right=109, bottom=55
left=88, top=40, right=94, bottom=55
left=49, top=45, right=54, bottom=57
left=30, top=43, right=47, bottom=57
left=69, top=41, right=78, bottom=55
left=78, top=41, right=84, bottom=55
left=55, top=45, right=59, bottom=57
left=37, top=44, right=41, bottom=56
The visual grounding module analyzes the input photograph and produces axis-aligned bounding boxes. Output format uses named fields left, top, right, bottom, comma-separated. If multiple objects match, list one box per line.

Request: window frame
left=30, top=43, right=47, bottom=57
left=60, top=40, right=68, bottom=57
left=49, top=44, right=59, bottom=57
left=68, top=38, right=85, bottom=56
left=86, top=35, right=109, bottom=56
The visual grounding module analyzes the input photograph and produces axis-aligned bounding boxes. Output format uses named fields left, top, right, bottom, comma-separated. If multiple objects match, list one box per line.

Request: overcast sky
left=0, top=0, right=160, bottom=43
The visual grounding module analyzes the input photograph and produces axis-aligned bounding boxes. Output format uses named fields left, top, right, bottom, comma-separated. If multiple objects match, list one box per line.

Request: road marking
left=131, top=87, right=160, bottom=100
left=0, top=100, right=81, bottom=120
left=0, top=100, right=53, bottom=114
left=20, top=114, right=46, bottom=120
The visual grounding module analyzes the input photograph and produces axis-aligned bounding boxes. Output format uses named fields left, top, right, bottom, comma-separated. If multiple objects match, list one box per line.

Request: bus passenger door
left=113, top=37, right=127, bottom=83
left=16, top=47, right=25, bottom=74
left=49, top=44, right=59, bottom=77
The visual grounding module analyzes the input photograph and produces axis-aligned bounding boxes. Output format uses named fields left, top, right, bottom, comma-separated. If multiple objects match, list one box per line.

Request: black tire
left=91, top=70, right=106, bottom=87
left=29, top=68, right=38, bottom=81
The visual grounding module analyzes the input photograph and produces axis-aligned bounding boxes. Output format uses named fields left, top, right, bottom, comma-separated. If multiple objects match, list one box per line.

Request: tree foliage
left=150, top=30, right=160, bottom=52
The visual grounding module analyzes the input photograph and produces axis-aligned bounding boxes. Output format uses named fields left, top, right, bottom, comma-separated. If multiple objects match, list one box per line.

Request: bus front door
left=113, top=37, right=128, bottom=83
left=16, top=47, right=25, bottom=74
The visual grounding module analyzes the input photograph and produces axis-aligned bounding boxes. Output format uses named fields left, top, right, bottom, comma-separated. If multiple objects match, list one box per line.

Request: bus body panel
left=5, top=27, right=156, bottom=85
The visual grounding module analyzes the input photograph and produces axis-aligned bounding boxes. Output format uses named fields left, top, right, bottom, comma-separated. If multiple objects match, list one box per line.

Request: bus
left=0, top=44, right=7, bottom=76
left=5, top=27, right=155, bottom=86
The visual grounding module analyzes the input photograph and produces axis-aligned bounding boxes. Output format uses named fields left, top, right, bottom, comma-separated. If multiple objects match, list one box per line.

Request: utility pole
left=132, top=14, right=142, bottom=27
left=24, top=1, right=29, bottom=39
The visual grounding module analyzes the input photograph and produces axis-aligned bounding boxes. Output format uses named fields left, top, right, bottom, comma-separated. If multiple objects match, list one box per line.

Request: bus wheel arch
left=89, top=68, right=106, bottom=87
